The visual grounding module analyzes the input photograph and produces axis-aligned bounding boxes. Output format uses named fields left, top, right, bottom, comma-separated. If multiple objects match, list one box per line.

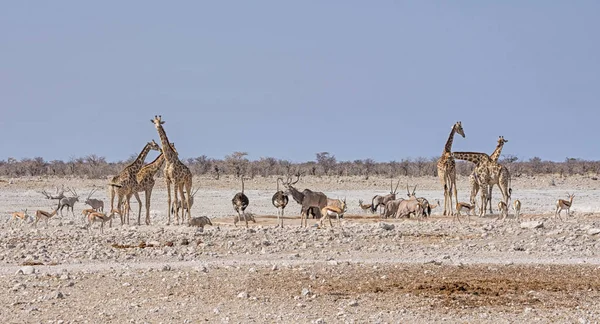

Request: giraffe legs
left=132, top=192, right=142, bottom=225
left=173, top=184, right=180, bottom=225
left=166, top=179, right=172, bottom=225
left=144, top=188, right=152, bottom=225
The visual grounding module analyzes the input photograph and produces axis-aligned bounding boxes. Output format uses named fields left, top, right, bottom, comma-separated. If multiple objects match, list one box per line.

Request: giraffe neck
left=442, top=126, right=456, bottom=154
left=140, top=153, right=166, bottom=175
left=452, top=152, right=490, bottom=165
left=489, top=142, right=505, bottom=162
left=128, top=143, right=154, bottom=173
left=156, top=125, right=179, bottom=163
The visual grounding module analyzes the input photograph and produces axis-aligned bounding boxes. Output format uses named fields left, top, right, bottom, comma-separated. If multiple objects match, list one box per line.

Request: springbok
left=10, top=209, right=31, bottom=225
left=88, top=209, right=120, bottom=234
left=271, top=177, right=289, bottom=227
left=555, top=193, right=575, bottom=221
left=513, top=199, right=522, bottom=221
left=282, top=173, right=328, bottom=227
left=84, top=188, right=104, bottom=212
left=171, top=187, right=200, bottom=219
left=358, top=199, right=373, bottom=214
left=320, top=199, right=347, bottom=229
left=455, top=202, right=474, bottom=220
left=34, top=207, right=59, bottom=227
left=497, top=201, right=508, bottom=221
left=371, top=179, right=400, bottom=216
left=232, top=177, right=250, bottom=228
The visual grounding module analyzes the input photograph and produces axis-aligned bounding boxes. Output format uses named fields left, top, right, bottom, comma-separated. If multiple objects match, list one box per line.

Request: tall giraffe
left=437, top=121, right=465, bottom=216
left=151, top=115, right=193, bottom=225
left=469, top=136, right=509, bottom=213
left=131, top=143, right=176, bottom=225
left=108, top=140, right=160, bottom=225
left=450, top=152, right=492, bottom=218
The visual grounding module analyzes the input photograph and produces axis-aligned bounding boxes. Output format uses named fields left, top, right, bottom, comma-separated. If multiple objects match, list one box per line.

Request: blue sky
left=1, top=1, right=599, bottom=163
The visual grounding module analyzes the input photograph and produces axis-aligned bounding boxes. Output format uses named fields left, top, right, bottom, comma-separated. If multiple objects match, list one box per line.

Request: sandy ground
left=0, top=174, right=599, bottom=323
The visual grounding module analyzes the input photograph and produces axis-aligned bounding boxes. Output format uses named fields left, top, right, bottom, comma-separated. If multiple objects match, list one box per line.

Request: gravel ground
left=1, top=174, right=599, bottom=323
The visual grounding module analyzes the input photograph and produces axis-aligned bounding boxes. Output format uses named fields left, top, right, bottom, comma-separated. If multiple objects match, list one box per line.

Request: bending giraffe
left=436, top=121, right=465, bottom=216
left=151, top=115, right=194, bottom=225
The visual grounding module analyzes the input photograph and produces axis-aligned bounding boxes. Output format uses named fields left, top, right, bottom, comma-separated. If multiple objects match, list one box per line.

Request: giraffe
left=108, top=140, right=161, bottom=225
left=437, top=121, right=465, bottom=217
left=131, top=143, right=176, bottom=225
left=450, top=152, right=492, bottom=218
left=469, top=136, right=509, bottom=213
left=151, top=115, right=193, bottom=225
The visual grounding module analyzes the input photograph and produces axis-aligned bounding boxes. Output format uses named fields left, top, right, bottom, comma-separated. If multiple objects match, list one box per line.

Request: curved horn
left=413, top=185, right=417, bottom=196
left=394, top=179, right=400, bottom=194
left=291, top=172, right=300, bottom=185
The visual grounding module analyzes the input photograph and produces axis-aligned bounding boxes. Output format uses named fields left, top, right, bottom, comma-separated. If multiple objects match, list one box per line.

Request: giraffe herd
left=10, top=118, right=577, bottom=232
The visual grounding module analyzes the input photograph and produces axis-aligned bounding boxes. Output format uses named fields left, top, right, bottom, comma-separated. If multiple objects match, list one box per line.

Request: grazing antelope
left=320, top=199, right=347, bottom=229
left=371, top=179, right=400, bottom=216
left=232, top=177, right=250, bottom=228
left=383, top=198, right=404, bottom=219
left=88, top=209, right=120, bottom=234
left=282, top=173, right=328, bottom=227
left=171, top=187, right=200, bottom=219
left=358, top=199, right=373, bottom=214
left=497, top=201, right=508, bottom=221
left=555, top=193, right=575, bottom=221
left=272, top=178, right=289, bottom=227
left=189, top=216, right=213, bottom=231
left=455, top=202, right=474, bottom=220
left=58, top=187, right=79, bottom=217
left=84, top=188, right=104, bottom=212
left=513, top=199, right=522, bottom=221
left=34, top=207, right=59, bottom=227
left=10, top=209, right=31, bottom=225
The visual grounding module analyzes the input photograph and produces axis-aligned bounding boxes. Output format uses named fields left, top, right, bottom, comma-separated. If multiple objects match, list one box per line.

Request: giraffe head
left=454, top=121, right=465, bottom=138
left=497, top=136, right=508, bottom=146
left=148, top=139, right=161, bottom=152
left=151, top=115, right=165, bottom=128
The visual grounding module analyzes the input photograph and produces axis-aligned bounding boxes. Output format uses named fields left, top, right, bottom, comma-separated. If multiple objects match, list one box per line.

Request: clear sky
left=1, top=1, right=599, bottom=163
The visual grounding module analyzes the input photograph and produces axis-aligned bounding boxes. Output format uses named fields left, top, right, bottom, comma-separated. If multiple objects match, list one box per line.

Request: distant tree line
left=0, top=152, right=598, bottom=179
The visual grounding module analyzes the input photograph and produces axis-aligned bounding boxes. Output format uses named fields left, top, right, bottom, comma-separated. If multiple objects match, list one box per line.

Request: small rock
left=181, top=239, right=189, bottom=245
left=162, top=265, right=171, bottom=272
left=587, top=228, right=600, bottom=235
left=11, top=283, right=26, bottom=291
left=301, top=288, right=311, bottom=297
left=237, top=291, right=249, bottom=298
left=379, top=223, right=395, bottom=231
left=348, top=300, right=359, bottom=307
left=520, top=221, right=544, bottom=229
left=53, top=291, right=65, bottom=299
left=16, top=266, right=35, bottom=275
left=271, top=265, right=278, bottom=271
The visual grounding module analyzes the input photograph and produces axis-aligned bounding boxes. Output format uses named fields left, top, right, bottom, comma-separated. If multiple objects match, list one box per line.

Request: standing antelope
left=513, top=199, right=522, bottom=221
left=232, top=177, right=250, bottom=228
left=395, top=185, right=424, bottom=219
left=271, top=178, right=289, bottom=227
left=84, top=188, right=104, bottom=212
left=282, top=173, right=328, bottom=227
left=34, top=207, right=59, bottom=228
left=88, top=209, right=121, bottom=234
left=358, top=199, right=373, bottom=214
left=497, top=201, right=508, bottom=221
left=320, top=199, right=347, bottom=229
left=58, top=187, right=79, bottom=217
left=10, top=209, right=31, bottom=225
left=455, top=202, right=474, bottom=220
left=371, top=179, right=400, bottom=216
left=171, top=187, right=200, bottom=219
left=555, top=193, right=575, bottom=221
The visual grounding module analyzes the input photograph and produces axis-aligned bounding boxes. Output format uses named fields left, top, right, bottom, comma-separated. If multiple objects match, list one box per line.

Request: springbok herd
left=8, top=119, right=578, bottom=233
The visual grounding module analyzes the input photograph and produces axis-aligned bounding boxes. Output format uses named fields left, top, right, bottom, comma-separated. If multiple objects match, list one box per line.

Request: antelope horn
left=394, top=179, right=400, bottom=194
left=413, top=185, right=417, bottom=195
